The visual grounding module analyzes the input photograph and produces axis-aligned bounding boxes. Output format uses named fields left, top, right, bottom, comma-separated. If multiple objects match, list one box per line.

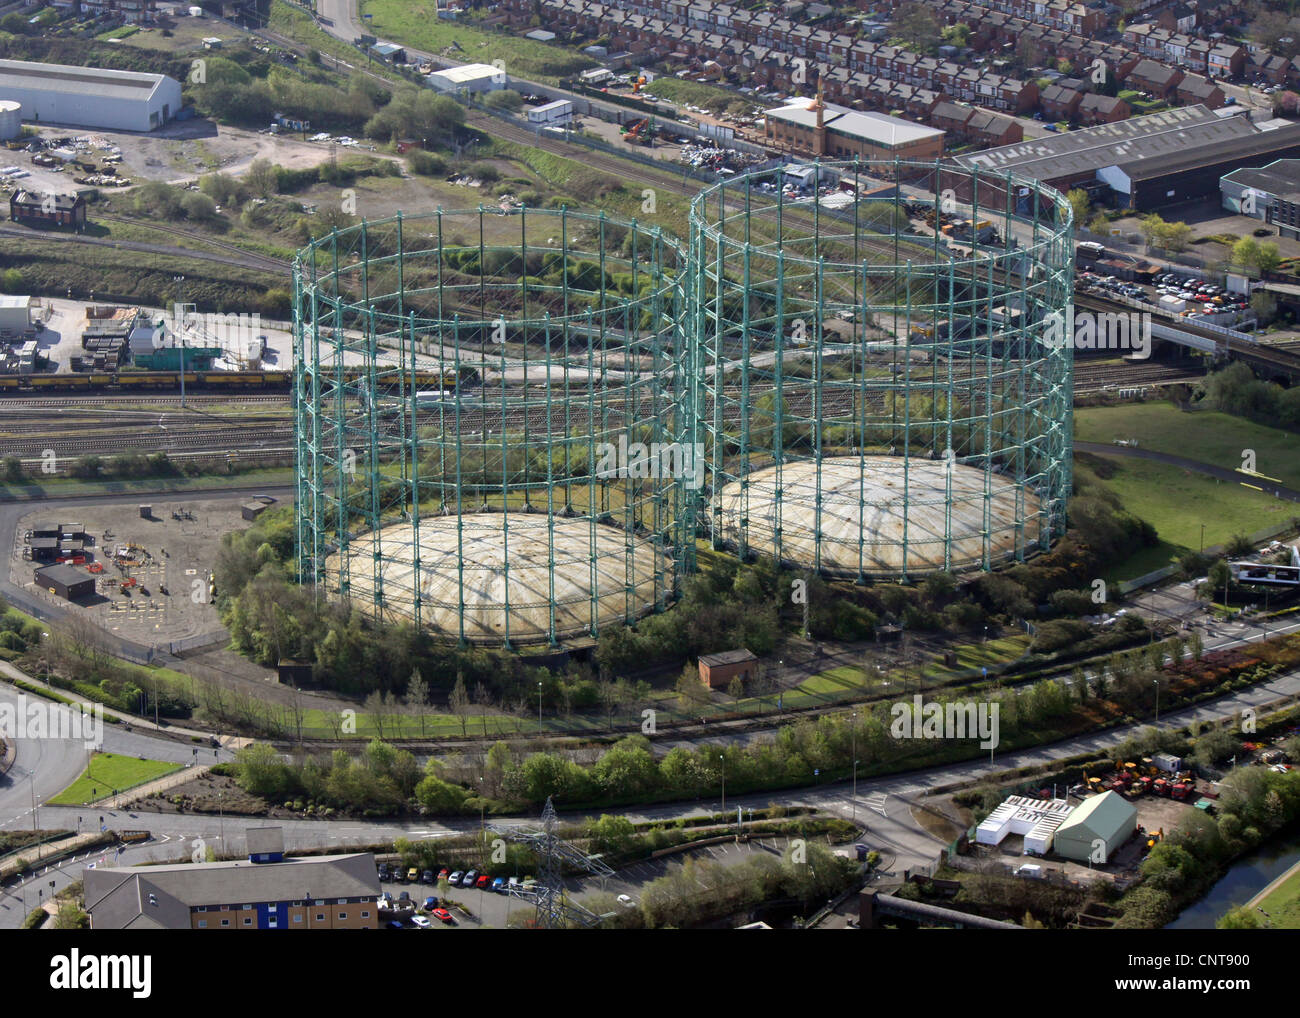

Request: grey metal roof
left=1222, top=158, right=1300, bottom=201
left=84, top=853, right=380, bottom=929
left=0, top=58, right=176, bottom=103
left=766, top=99, right=943, bottom=145
left=953, top=105, right=1259, bottom=182
left=1120, top=121, right=1300, bottom=180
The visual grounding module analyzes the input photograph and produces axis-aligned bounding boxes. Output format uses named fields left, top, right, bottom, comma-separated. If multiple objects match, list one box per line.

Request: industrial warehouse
left=0, top=57, right=183, bottom=132
left=955, top=104, right=1300, bottom=211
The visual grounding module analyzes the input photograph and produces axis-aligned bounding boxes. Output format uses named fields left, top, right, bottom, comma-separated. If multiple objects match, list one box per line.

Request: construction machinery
left=621, top=118, right=654, bottom=145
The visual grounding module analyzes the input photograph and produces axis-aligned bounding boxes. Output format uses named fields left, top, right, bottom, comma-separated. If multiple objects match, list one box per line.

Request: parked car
left=410, top=914, right=431, bottom=928
left=437, top=868, right=450, bottom=881
left=423, top=896, right=438, bottom=911
left=407, top=867, right=419, bottom=882
left=448, top=871, right=463, bottom=886
left=475, top=874, right=491, bottom=889
left=378, top=863, right=389, bottom=881
left=421, top=869, right=434, bottom=884
left=398, top=890, right=411, bottom=903
left=492, top=876, right=506, bottom=893
left=387, top=919, right=405, bottom=929
left=462, top=870, right=478, bottom=888
left=432, top=907, right=454, bottom=923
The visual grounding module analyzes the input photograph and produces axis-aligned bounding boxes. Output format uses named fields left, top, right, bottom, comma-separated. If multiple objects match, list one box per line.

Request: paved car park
left=1077, top=268, right=1253, bottom=322
left=374, top=835, right=822, bottom=928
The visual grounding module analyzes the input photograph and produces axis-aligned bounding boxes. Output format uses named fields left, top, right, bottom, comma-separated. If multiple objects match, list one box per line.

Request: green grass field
left=359, top=0, right=597, bottom=81
left=1082, top=453, right=1293, bottom=579
left=790, top=634, right=1031, bottom=703
left=1075, top=403, right=1300, bottom=490
left=647, top=77, right=755, bottom=112
left=1251, top=862, right=1300, bottom=928
left=50, top=753, right=183, bottom=805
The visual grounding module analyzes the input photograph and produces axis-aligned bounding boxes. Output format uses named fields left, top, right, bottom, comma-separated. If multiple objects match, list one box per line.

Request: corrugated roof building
left=953, top=105, right=1300, bottom=211
left=0, top=58, right=182, bottom=132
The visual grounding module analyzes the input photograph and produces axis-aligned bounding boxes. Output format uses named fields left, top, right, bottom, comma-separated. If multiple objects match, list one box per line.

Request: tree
left=727, top=674, right=745, bottom=702
left=449, top=673, right=471, bottom=738
left=1217, top=905, right=1264, bottom=929
left=1086, top=211, right=1111, bottom=235
left=1273, top=90, right=1300, bottom=116
left=940, top=22, right=970, bottom=48
left=483, top=89, right=523, bottom=112
left=1194, top=728, right=1242, bottom=768
left=364, top=690, right=387, bottom=740
left=1207, top=559, right=1232, bottom=606
left=1066, top=190, right=1090, bottom=228
left=585, top=814, right=637, bottom=857
left=676, top=664, right=708, bottom=708
left=1232, top=238, right=1280, bottom=277
left=891, top=2, right=941, bottom=53
left=1141, top=216, right=1193, bottom=254
left=53, top=902, right=88, bottom=930
left=405, top=669, right=429, bottom=738
left=245, top=158, right=278, bottom=199
left=1251, top=290, right=1279, bottom=325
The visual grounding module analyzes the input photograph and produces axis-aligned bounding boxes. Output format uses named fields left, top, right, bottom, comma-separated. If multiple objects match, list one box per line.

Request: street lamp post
left=1153, top=679, right=1160, bottom=724
left=719, top=754, right=725, bottom=814
left=537, top=681, right=543, bottom=726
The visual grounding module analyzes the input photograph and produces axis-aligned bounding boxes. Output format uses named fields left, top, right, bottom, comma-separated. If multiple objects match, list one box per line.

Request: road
left=3, top=621, right=1297, bottom=926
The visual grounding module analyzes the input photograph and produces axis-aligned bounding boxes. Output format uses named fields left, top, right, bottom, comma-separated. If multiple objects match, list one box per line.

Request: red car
left=475, top=874, right=491, bottom=889
left=431, top=908, right=454, bottom=924
left=437, top=868, right=450, bottom=881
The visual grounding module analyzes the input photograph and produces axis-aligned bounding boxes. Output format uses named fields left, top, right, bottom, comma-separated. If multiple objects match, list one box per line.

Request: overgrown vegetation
left=1116, top=724, right=1300, bottom=928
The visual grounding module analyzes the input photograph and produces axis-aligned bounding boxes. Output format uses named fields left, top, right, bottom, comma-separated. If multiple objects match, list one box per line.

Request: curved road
left=3, top=613, right=1298, bottom=926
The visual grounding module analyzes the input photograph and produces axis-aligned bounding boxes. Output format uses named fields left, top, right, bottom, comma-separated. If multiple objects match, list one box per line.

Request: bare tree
left=364, top=690, right=386, bottom=740
left=473, top=681, right=493, bottom=737
left=405, top=669, right=429, bottom=739
left=597, top=678, right=620, bottom=731
left=449, top=673, right=471, bottom=738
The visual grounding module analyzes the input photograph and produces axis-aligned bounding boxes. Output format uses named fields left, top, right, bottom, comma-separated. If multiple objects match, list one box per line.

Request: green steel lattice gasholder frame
left=293, top=160, right=1074, bottom=647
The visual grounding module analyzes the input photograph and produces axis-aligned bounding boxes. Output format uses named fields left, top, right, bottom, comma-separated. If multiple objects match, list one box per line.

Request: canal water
left=1167, top=826, right=1300, bottom=928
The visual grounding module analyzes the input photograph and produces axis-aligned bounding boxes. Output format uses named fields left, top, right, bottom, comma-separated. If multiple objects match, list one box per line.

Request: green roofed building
left=1052, top=790, right=1137, bottom=864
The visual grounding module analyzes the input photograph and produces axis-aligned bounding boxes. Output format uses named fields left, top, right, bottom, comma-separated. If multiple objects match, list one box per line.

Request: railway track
left=94, top=215, right=293, bottom=275
left=5, top=424, right=294, bottom=458
left=0, top=394, right=290, bottom=409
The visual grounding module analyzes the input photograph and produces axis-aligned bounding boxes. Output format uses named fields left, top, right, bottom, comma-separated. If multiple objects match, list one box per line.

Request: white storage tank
left=0, top=100, right=21, bottom=141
